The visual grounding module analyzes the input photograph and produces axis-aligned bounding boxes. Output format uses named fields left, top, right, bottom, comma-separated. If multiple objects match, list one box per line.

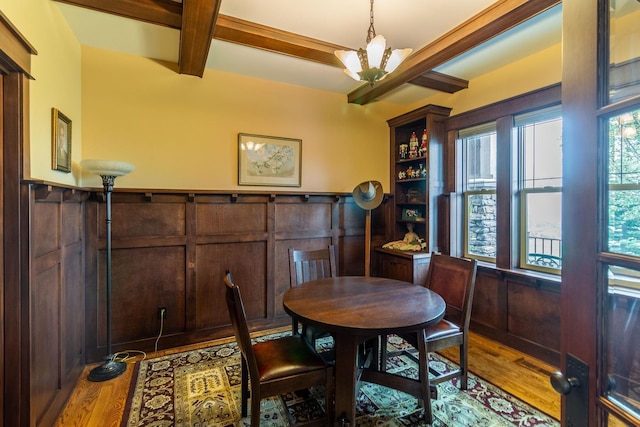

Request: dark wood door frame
left=560, top=0, right=598, bottom=424
left=0, top=11, right=37, bottom=427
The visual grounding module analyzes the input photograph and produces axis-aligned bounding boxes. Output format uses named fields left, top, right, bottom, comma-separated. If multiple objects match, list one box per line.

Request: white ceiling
left=56, top=0, right=563, bottom=105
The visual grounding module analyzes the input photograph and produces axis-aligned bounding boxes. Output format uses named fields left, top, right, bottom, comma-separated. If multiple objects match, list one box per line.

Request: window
left=462, top=124, right=497, bottom=261
left=608, top=109, right=640, bottom=257
left=517, top=107, right=563, bottom=273
left=605, top=109, right=640, bottom=415
left=454, top=86, right=562, bottom=271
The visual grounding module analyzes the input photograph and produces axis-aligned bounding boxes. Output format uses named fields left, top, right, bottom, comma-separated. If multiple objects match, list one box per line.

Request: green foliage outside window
left=608, top=109, right=640, bottom=257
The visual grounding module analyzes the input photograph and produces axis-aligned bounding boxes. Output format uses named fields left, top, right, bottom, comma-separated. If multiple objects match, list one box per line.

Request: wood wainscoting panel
left=196, top=194, right=268, bottom=235
left=29, top=184, right=88, bottom=427
left=470, top=269, right=504, bottom=330
left=470, top=266, right=560, bottom=366
left=195, top=241, right=268, bottom=328
left=344, top=199, right=367, bottom=230
left=32, top=261, right=62, bottom=425
left=105, top=246, right=187, bottom=345
left=340, top=235, right=366, bottom=276
left=274, top=196, right=333, bottom=235
left=33, top=199, right=61, bottom=257
left=62, top=200, right=84, bottom=245
left=507, top=278, right=561, bottom=351
left=110, top=199, right=186, bottom=239
left=61, top=240, right=85, bottom=382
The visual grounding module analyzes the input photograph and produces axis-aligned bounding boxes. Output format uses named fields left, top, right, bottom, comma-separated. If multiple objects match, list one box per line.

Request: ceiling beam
left=347, top=0, right=561, bottom=105
left=54, top=0, right=346, bottom=66
left=54, top=0, right=183, bottom=28
left=213, top=15, right=345, bottom=68
left=409, top=71, right=468, bottom=93
left=179, top=0, right=221, bottom=76
left=213, top=16, right=469, bottom=93
left=53, top=0, right=469, bottom=94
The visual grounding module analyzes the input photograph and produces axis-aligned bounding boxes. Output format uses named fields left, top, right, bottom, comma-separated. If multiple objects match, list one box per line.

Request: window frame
left=519, top=186, right=563, bottom=274
left=515, top=108, right=563, bottom=274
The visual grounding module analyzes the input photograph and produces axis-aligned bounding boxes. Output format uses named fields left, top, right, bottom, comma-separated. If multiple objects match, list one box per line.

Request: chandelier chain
left=366, top=0, right=376, bottom=43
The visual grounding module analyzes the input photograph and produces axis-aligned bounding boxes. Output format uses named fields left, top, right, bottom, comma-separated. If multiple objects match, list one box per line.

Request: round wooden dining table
left=283, top=275, right=446, bottom=425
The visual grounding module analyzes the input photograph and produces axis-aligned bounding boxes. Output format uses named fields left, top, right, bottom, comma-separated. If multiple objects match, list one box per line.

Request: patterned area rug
left=121, top=332, right=559, bottom=426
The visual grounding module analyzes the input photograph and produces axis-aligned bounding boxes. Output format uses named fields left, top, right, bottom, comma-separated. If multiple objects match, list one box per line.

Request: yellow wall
left=611, top=9, right=640, bottom=64
left=80, top=47, right=407, bottom=192
left=80, top=43, right=561, bottom=192
left=1, top=1, right=562, bottom=192
left=413, top=43, right=562, bottom=116
left=0, top=0, right=83, bottom=185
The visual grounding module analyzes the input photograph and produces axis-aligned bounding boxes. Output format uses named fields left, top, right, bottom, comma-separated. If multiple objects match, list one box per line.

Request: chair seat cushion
left=253, top=335, right=327, bottom=381
left=425, top=318, right=462, bottom=340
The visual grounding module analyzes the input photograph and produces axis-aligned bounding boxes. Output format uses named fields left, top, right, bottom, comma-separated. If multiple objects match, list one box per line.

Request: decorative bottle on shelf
left=419, top=129, right=428, bottom=158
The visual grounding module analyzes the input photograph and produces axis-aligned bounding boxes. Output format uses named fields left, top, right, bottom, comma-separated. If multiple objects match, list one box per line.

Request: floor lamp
left=81, top=159, right=135, bottom=382
left=352, top=181, right=383, bottom=277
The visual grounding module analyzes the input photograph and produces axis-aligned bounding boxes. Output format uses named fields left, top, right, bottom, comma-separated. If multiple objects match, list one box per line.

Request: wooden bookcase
left=375, top=104, right=451, bottom=284
left=388, top=104, right=451, bottom=249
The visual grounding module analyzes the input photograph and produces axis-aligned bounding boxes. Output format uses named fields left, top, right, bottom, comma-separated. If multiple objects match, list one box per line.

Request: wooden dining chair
left=289, top=246, right=378, bottom=370
left=224, top=271, right=334, bottom=427
left=288, top=245, right=337, bottom=346
left=380, top=252, right=478, bottom=423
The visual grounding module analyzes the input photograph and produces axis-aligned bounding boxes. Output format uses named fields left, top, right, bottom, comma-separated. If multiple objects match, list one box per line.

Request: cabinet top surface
left=375, top=246, right=432, bottom=259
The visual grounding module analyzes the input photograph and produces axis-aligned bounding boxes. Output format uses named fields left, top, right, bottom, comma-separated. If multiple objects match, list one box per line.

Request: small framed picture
left=238, top=133, right=302, bottom=187
left=52, top=108, right=72, bottom=173
left=402, top=207, right=425, bottom=221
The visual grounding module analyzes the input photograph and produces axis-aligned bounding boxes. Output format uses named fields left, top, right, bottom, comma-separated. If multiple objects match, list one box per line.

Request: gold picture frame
left=52, top=108, right=72, bottom=173
left=238, top=133, right=302, bottom=187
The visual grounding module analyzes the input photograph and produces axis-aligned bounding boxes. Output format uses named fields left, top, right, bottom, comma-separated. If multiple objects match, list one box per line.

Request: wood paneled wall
left=471, top=267, right=561, bottom=364
left=29, top=184, right=88, bottom=427
left=84, top=191, right=373, bottom=362
left=26, top=183, right=559, bottom=426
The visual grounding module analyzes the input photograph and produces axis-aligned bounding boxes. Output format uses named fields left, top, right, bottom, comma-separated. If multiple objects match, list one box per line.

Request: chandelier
left=335, top=0, right=412, bottom=87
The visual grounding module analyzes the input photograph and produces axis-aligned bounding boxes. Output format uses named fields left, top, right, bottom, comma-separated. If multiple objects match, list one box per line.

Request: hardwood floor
left=439, top=333, right=560, bottom=420
left=55, top=329, right=560, bottom=426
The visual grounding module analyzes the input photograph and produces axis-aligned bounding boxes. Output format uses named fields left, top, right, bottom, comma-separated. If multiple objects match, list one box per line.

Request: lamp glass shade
left=343, top=68, right=362, bottom=81
left=335, top=50, right=362, bottom=74
left=385, top=48, right=412, bottom=73
left=366, top=35, right=386, bottom=68
left=81, top=159, right=135, bottom=177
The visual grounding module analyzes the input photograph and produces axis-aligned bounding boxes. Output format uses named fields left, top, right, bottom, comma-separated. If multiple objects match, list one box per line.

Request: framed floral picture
left=238, top=133, right=302, bottom=187
left=52, top=108, right=72, bottom=173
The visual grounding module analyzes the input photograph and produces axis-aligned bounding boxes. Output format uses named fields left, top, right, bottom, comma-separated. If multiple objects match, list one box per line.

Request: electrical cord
left=108, top=310, right=165, bottom=363
left=113, top=350, right=147, bottom=363
left=154, top=311, right=165, bottom=353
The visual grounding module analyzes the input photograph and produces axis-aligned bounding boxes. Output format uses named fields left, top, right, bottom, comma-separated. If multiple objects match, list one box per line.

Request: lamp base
left=87, top=358, right=126, bottom=382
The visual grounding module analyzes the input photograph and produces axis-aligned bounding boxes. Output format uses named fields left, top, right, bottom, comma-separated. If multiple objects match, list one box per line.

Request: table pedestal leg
left=332, top=332, right=359, bottom=425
